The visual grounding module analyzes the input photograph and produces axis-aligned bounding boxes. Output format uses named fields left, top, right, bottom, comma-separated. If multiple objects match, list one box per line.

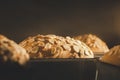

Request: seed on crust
left=19, top=34, right=94, bottom=59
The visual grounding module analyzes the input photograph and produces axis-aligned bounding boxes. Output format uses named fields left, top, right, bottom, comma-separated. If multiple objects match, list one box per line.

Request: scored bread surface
left=100, top=45, right=120, bottom=67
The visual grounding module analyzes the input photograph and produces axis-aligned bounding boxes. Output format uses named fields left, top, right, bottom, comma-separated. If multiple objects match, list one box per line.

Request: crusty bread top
left=19, top=34, right=94, bottom=59
left=0, top=34, right=29, bottom=65
left=74, top=34, right=109, bottom=53
left=100, top=45, right=120, bottom=67
left=104, top=45, right=120, bottom=57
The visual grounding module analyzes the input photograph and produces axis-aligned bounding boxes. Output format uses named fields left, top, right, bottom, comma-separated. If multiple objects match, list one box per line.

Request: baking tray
left=95, top=60, right=120, bottom=80
left=0, top=58, right=119, bottom=80
left=94, top=52, right=104, bottom=58
left=0, top=58, right=96, bottom=80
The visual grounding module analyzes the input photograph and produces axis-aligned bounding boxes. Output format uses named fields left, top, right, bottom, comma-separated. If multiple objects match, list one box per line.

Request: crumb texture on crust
left=100, top=45, right=120, bottom=67
left=0, top=34, right=29, bottom=65
left=19, top=34, right=94, bottom=59
left=73, top=34, right=109, bottom=53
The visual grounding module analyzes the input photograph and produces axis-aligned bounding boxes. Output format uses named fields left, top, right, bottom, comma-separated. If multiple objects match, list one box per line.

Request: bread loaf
left=19, top=34, right=94, bottom=59
left=100, top=45, right=120, bottom=67
left=0, top=34, right=29, bottom=65
left=73, top=34, right=109, bottom=54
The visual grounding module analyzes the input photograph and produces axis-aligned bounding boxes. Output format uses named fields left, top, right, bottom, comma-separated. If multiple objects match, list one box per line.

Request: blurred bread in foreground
left=19, top=34, right=94, bottom=59
left=0, top=34, right=29, bottom=65
left=73, top=34, right=109, bottom=54
left=100, top=45, right=120, bottom=67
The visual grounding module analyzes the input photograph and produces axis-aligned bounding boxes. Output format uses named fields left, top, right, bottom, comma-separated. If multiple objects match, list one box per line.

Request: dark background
left=0, top=0, right=120, bottom=48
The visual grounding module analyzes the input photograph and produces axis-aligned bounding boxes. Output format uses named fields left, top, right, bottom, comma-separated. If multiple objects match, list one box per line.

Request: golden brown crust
left=73, top=34, right=109, bottom=53
left=100, top=45, right=120, bottom=67
left=0, top=34, right=29, bottom=65
left=19, top=34, right=94, bottom=59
